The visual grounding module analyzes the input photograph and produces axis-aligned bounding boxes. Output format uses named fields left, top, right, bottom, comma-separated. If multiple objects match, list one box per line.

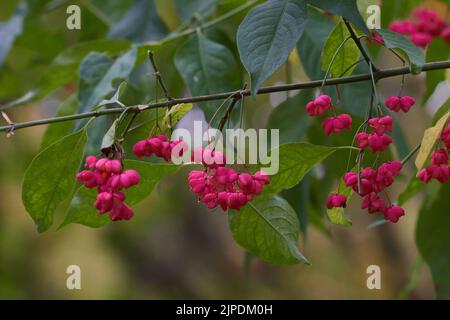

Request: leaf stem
left=401, top=143, right=421, bottom=165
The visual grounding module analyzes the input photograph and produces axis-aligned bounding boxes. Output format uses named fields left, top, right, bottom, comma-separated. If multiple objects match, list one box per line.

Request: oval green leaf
left=229, top=195, right=309, bottom=265
left=22, top=129, right=87, bottom=232
left=237, top=0, right=308, bottom=95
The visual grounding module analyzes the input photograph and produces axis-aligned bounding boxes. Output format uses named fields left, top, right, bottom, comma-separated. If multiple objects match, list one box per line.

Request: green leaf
left=98, top=81, right=127, bottom=107
left=0, top=3, right=27, bottom=67
left=376, top=29, right=425, bottom=73
left=326, top=183, right=352, bottom=226
left=36, top=39, right=132, bottom=100
left=264, top=143, right=339, bottom=194
left=229, top=195, right=309, bottom=265
left=415, top=111, right=450, bottom=170
left=174, top=0, right=219, bottom=21
left=60, top=187, right=110, bottom=229
left=296, top=7, right=335, bottom=80
left=398, top=175, right=424, bottom=206
left=40, top=95, right=77, bottom=149
left=101, top=120, right=118, bottom=152
left=416, top=183, right=450, bottom=298
left=432, top=98, right=450, bottom=125
left=237, top=0, right=308, bottom=95
left=322, top=20, right=360, bottom=77
left=163, top=103, right=193, bottom=128
left=22, top=129, right=88, bottom=232
left=60, top=161, right=180, bottom=228
left=108, top=0, right=168, bottom=42
left=123, top=160, right=181, bottom=204
left=306, top=0, right=370, bottom=35
left=267, top=91, right=313, bottom=144
left=424, top=39, right=448, bottom=102
left=174, top=32, right=241, bottom=117
left=78, top=47, right=137, bottom=113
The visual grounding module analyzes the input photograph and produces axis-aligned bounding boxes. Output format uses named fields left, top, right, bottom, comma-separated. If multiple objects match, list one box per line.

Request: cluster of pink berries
left=356, top=116, right=393, bottom=153
left=417, top=123, right=450, bottom=184
left=305, top=95, right=352, bottom=136
left=385, top=96, right=416, bottom=113
left=76, top=156, right=140, bottom=221
left=332, top=161, right=405, bottom=223
left=188, top=148, right=270, bottom=211
left=132, top=134, right=187, bottom=162
left=389, top=7, right=450, bottom=48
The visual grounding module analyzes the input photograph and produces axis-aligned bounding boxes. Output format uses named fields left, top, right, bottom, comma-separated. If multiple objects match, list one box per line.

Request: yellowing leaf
left=415, top=111, right=450, bottom=170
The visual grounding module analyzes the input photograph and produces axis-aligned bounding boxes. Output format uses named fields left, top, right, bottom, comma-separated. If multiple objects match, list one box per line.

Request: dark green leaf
left=60, top=187, right=110, bottom=229
left=416, top=183, right=450, bottom=298
left=22, top=129, right=88, bottom=232
left=108, top=0, right=168, bottom=42
left=237, top=0, right=308, bottom=95
left=398, top=175, right=424, bottom=206
left=78, top=47, right=137, bottom=113
left=432, top=98, right=450, bottom=125
left=0, top=3, right=27, bottom=67
left=267, top=91, right=313, bottom=144
left=174, top=32, right=241, bottom=117
left=322, top=20, right=360, bottom=77
left=296, top=7, right=335, bottom=80
left=376, top=29, right=425, bottom=73
left=424, top=39, right=448, bottom=102
left=174, top=0, right=219, bottom=20
left=306, top=0, right=370, bottom=35
left=229, top=194, right=309, bottom=265
left=40, top=95, right=77, bottom=149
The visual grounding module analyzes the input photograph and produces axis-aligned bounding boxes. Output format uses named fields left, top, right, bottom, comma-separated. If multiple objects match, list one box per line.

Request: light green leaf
left=322, top=20, right=360, bottom=77
left=326, top=183, right=352, bottom=226
left=415, top=111, right=450, bottom=170
left=22, top=129, right=88, bottom=232
left=98, top=81, right=127, bottom=108
left=237, top=0, right=308, bottom=95
left=416, top=183, right=450, bottom=298
left=78, top=47, right=137, bottom=113
left=376, top=29, right=425, bottom=74
left=164, top=103, right=193, bottom=128
left=229, top=195, right=309, bottom=265
left=306, top=0, right=370, bottom=35
left=40, top=95, right=77, bottom=149
left=101, top=120, right=118, bottom=152
left=264, top=143, right=339, bottom=194
left=174, top=32, right=241, bottom=117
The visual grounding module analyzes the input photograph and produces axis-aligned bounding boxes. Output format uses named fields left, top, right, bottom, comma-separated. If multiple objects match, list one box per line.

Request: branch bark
left=1, top=60, right=450, bottom=133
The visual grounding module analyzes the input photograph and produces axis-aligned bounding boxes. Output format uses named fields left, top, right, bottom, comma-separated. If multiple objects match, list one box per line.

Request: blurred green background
left=0, top=0, right=449, bottom=299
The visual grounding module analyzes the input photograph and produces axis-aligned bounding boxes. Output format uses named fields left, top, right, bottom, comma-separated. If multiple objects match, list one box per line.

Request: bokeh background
left=0, top=0, right=449, bottom=299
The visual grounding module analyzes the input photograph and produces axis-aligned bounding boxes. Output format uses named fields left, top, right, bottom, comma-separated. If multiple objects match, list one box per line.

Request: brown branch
left=1, top=60, right=450, bottom=133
